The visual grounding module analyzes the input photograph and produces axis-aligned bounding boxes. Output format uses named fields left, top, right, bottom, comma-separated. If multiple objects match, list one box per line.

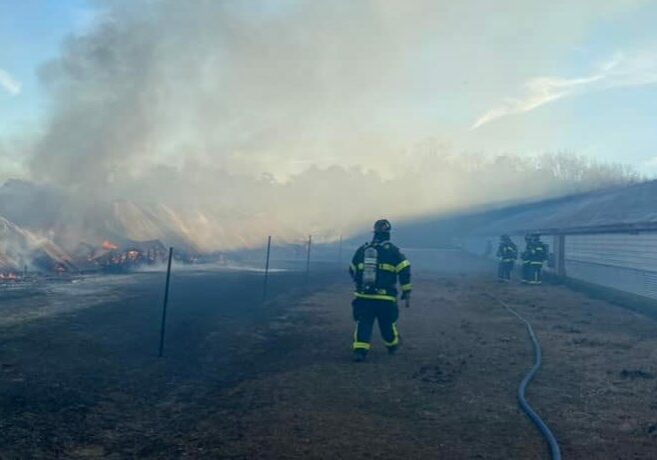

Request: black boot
left=353, top=350, right=367, bottom=362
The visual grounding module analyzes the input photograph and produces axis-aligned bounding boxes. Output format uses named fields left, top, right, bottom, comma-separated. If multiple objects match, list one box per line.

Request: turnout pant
left=529, top=262, right=544, bottom=284
left=352, top=298, right=400, bottom=352
left=521, top=261, right=531, bottom=283
left=498, top=261, right=514, bottom=281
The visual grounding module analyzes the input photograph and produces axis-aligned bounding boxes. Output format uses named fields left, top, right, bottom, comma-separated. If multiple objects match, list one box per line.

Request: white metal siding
left=462, top=232, right=657, bottom=300
left=565, top=233, right=657, bottom=299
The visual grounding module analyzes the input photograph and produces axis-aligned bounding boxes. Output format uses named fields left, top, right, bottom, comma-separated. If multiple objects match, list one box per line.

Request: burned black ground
left=1, top=255, right=657, bottom=458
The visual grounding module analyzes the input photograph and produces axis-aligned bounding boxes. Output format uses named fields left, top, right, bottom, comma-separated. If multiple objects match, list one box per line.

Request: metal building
left=459, top=180, right=657, bottom=301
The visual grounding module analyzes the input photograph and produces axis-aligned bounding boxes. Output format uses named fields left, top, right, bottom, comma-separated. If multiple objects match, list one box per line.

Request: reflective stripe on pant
left=383, top=322, right=400, bottom=347
left=352, top=298, right=399, bottom=351
left=353, top=323, right=371, bottom=350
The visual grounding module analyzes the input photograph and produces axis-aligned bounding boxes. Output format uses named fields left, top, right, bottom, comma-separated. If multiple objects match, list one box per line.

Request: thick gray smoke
left=25, top=0, right=640, bottom=251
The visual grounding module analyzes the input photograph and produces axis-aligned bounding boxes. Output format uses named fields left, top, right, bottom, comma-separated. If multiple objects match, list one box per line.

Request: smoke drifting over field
left=20, top=0, right=640, bottom=250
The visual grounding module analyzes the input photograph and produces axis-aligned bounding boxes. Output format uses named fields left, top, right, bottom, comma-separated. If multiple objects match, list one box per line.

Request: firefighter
left=349, top=219, right=411, bottom=362
left=496, top=234, right=517, bottom=281
left=528, top=234, right=548, bottom=285
left=521, top=234, right=533, bottom=283
left=522, top=233, right=548, bottom=284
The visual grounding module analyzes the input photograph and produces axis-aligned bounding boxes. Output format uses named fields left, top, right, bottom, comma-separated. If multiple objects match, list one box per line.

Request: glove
left=401, top=291, right=411, bottom=308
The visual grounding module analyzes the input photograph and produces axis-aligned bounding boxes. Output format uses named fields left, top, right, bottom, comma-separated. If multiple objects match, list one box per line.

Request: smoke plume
left=22, top=0, right=640, bottom=251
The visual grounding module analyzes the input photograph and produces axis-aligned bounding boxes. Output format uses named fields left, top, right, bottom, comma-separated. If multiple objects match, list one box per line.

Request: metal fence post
left=338, top=234, right=343, bottom=267
left=554, top=234, right=566, bottom=277
left=263, top=235, right=272, bottom=301
left=305, top=235, right=312, bottom=284
left=158, top=247, right=174, bottom=357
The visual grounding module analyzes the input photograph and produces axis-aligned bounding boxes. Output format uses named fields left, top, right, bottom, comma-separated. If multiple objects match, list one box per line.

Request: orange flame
left=102, top=240, right=119, bottom=250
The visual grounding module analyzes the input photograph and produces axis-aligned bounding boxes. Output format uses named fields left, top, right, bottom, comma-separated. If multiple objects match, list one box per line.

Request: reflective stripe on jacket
left=350, top=240, right=411, bottom=302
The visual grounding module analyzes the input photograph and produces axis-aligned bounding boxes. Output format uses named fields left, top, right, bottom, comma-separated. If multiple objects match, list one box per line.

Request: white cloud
left=472, top=50, right=657, bottom=129
left=0, top=68, right=21, bottom=96
left=471, top=76, right=601, bottom=129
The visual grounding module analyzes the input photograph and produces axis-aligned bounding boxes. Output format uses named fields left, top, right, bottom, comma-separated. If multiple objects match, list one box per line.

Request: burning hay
left=82, top=239, right=170, bottom=272
left=0, top=210, right=184, bottom=279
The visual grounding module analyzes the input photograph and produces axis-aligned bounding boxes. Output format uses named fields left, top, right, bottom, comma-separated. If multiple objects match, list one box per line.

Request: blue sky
left=0, top=0, right=99, bottom=132
left=1, top=0, right=657, bottom=178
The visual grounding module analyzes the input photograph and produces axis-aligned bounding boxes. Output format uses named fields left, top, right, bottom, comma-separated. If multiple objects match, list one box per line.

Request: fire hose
left=489, top=294, right=562, bottom=460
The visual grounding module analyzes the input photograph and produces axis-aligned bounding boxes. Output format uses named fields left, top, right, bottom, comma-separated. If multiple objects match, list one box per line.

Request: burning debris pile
left=0, top=215, right=76, bottom=280
left=76, top=239, right=170, bottom=272
left=0, top=250, right=19, bottom=281
left=0, top=220, right=180, bottom=280
left=0, top=180, right=202, bottom=280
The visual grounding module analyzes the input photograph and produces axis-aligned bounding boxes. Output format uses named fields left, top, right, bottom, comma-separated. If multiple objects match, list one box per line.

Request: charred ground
left=1, top=253, right=656, bottom=458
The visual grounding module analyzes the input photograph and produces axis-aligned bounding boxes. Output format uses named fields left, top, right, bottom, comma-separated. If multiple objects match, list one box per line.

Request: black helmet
left=373, top=219, right=392, bottom=233
left=501, top=234, right=510, bottom=241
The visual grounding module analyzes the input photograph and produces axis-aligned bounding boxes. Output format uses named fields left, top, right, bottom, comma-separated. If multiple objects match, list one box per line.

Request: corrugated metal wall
left=565, top=233, right=657, bottom=300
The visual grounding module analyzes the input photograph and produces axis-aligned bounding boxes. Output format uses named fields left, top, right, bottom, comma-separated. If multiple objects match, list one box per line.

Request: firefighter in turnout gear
left=497, top=234, right=517, bottom=281
left=349, top=219, right=411, bottom=362
left=521, top=234, right=548, bottom=285
left=521, top=234, right=533, bottom=283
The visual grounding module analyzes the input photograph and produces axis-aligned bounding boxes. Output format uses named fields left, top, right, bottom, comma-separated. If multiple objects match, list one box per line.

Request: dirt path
left=177, top=274, right=657, bottom=459
left=492, top=280, right=657, bottom=458
left=1, top=265, right=657, bottom=458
